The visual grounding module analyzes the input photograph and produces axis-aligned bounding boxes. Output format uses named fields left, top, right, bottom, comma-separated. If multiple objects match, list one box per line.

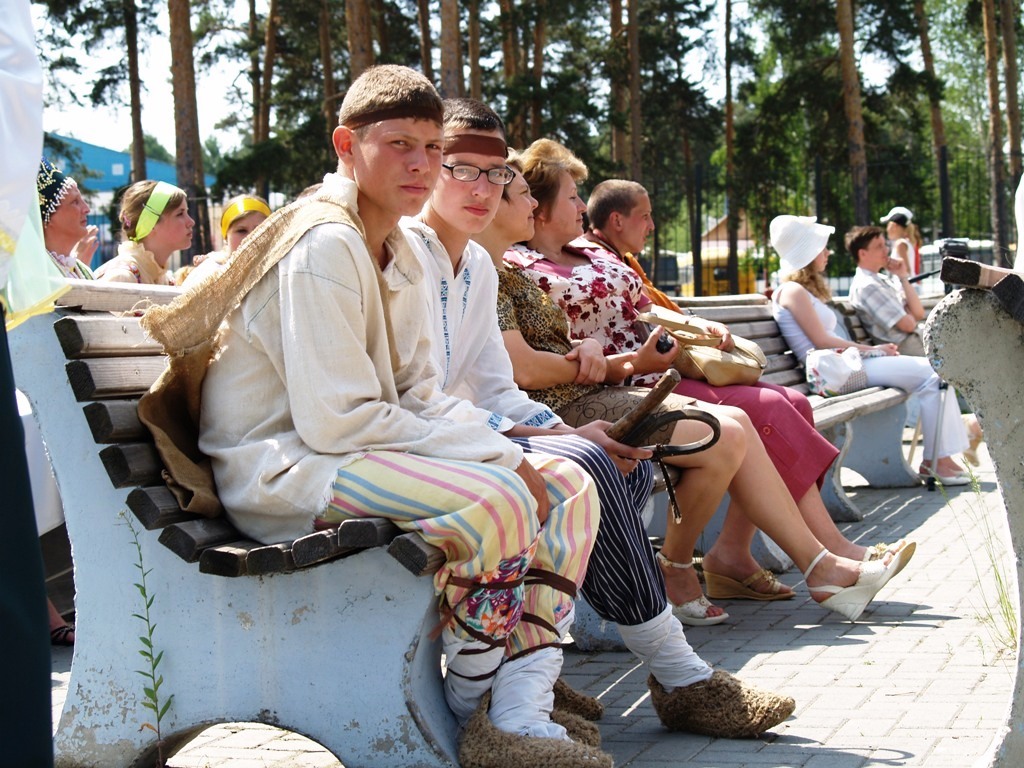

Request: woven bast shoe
left=553, top=678, right=604, bottom=721
left=459, top=693, right=614, bottom=768
left=647, top=670, right=795, bottom=738
left=551, top=709, right=602, bottom=748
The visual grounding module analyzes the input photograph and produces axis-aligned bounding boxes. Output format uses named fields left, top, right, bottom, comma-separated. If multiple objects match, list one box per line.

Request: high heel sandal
left=656, top=551, right=729, bottom=626
left=803, top=549, right=897, bottom=623
left=861, top=539, right=917, bottom=579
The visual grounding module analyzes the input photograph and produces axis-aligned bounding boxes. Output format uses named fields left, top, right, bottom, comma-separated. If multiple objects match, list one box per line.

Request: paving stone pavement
left=51, top=444, right=1017, bottom=767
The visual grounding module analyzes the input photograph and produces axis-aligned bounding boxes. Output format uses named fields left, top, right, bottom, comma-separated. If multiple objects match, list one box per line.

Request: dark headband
left=343, top=103, right=443, bottom=130
left=443, top=133, right=508, bottom=158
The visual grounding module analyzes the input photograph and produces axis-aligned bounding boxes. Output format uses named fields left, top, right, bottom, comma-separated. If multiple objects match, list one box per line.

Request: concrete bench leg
left=841, top=401, right=920, bottom=488
left=927, top=289, right=1024, bottom=768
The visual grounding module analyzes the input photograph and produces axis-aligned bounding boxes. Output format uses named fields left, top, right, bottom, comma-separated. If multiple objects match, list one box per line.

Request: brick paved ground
left=51, top=443, right=1016, bottom=767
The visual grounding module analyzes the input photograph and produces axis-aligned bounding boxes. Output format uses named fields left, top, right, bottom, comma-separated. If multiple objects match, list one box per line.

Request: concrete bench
left=11, top=281, right=459, bottom=768
left=675, top=294, right=920, bottom=523
left=925, top=285, right=1023, bottom=767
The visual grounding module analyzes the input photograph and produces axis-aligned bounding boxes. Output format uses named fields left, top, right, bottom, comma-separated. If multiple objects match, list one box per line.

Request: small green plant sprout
left=120, top=511, right=174, bottom=767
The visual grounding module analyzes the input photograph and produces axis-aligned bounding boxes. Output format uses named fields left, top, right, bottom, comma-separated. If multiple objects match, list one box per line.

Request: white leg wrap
left=442, top=628, right=505, bottom=726
left=616, top=605, right=713, bottom=690
left=489, top=646, right=569, bottom=740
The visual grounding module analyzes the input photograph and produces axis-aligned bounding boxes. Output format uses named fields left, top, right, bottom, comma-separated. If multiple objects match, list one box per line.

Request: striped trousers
left=323, top=450, right=598, bottom=657
left=512, top=435, right=668, bottom=627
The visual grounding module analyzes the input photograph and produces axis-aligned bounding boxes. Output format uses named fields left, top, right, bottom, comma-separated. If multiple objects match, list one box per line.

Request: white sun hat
left=880, top=206, right=913, bottom=225
left=770, top=215, right=835, bottom=275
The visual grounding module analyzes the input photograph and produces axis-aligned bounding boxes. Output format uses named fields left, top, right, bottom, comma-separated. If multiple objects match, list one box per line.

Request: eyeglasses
left=442, top=163, right=515, bottom=186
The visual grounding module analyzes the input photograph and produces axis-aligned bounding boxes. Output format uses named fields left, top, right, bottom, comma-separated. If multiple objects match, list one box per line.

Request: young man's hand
left=569, top=420, right=652, bottom=475
left=514, top=458, right=550, bottom=524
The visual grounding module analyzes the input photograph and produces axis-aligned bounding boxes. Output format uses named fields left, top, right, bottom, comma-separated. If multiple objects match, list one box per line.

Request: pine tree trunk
left=836, top=0, right=869, bottom=224
left=375, top=0, right=390, bottom=60
left=1000, top=0, right=1021, bottom=183
left=346, top=0, right=374, bottom=80
left=417, top=0, right=434, bottom=81
left=468, top=0, right=481, bottom=99
left=257, top=0, right=279, bottom=144
left=440, top=0, right=462, bottom=97
left=530, top=3, right=546, bottom=140
left=725, top=0, right=738, bottom=293
left=248, top=0, right=259, bottom=144
left=913, top=1, right=948, bottom=187
left=320, top=0, right=337, bottom=138
left=627, top=0, right=640, bottom=180
left=610, top=0, right=627, bottom=170
left=168, top=0, right=211, bottom=258
left=982, top=0, right=1009, bottom=263
left=123, top=0, right=146, bottom=182
left=499, top=0, right=524, bottom=145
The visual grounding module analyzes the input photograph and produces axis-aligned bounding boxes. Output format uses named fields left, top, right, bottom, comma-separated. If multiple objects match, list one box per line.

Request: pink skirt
left=667, top=379, right=838, bottom=501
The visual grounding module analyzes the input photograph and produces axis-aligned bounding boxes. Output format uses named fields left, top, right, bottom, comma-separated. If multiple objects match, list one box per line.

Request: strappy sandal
left=803, top=549, right=898, bottom=622
left=862, top=539, right=916, bottom=578
left=656, top=552, right=728, bottom=626
left=704, top=567, right=795, bottom=601
left=50, top=624, right=75, bottom=646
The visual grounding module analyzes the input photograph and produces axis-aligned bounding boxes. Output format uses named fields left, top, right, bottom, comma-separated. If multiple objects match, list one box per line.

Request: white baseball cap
left=880, top=206, right=913, bottom=225
left=770, top=215, right=835, bottom=275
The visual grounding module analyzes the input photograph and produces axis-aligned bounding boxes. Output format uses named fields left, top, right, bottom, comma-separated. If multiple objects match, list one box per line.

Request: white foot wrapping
left=617, top=605, right=713, bottom=690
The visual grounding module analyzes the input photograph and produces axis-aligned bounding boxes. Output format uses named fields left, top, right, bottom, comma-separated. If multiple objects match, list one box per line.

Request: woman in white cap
left=880, top=206, right=921, bottom=277
left=771, top=214, right=970, bottom=485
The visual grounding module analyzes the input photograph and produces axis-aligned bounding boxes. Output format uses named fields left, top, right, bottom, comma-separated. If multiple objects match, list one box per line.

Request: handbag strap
left=637, top=310, right=721, bottom=348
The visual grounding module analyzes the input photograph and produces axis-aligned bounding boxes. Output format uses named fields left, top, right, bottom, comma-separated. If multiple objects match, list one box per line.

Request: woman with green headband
left=95, top=180, right=193, bottom=284
left=182, top=193, right=270, bottom=289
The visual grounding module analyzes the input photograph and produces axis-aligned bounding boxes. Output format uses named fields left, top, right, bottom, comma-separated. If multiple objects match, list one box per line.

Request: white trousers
left=863, top=355, right=968, bottom=461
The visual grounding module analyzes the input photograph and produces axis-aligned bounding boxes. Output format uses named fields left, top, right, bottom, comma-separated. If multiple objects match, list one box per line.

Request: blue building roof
left=46, top=133, right=215, bottom=191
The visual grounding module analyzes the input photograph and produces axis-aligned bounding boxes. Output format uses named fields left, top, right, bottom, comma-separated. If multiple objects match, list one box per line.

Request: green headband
left=131, top=182, right=183, bottom=242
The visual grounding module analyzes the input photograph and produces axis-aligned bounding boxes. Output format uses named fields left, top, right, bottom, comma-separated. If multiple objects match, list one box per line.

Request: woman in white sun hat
left=880, top=206, right=922, bottom=277
left=770, top=214, right=970, bottom=485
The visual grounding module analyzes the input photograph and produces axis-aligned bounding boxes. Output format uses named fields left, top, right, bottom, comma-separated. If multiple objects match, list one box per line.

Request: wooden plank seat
left=674, top=294, right=920, bottom=523
left=11, top=280, right=459, bottom=768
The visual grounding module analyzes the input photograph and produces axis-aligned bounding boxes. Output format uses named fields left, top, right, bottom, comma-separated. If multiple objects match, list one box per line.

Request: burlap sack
left=137, top=193, right=363, bottom=517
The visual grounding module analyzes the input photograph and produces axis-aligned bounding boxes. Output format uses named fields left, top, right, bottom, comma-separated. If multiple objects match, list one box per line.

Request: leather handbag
left=638, top=306, right=767, bottom=387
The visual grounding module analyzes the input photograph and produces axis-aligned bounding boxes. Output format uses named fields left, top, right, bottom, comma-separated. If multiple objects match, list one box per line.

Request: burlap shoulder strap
left=137, top=192, right=367, bottom=518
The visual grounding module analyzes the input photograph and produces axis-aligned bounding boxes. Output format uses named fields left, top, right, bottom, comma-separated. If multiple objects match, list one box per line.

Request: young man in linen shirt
left=403, top=97, right=796, bottom=740
left=197, top=66, right=605, bottom=768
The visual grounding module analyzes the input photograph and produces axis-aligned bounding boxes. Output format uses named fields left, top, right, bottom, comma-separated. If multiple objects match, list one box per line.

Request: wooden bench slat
left=246, top=542, right=296, bottom=575
left=127, top=485, right=200, bottom=530
left=99, top=443, right=162, bottom=488
left=56, top=279, right=182, bottom=311
left=291, top=518, right=405, bottom=568
left=199, top=540, right=260, bottom=577
left=83, top=400, right=147, bottom=443
left=66, top=357, right=166, bottom=400
left=55, top=314, right=163, bottom=358
left=157, top=518, right=242, bottom=563
left=387, top=532, right=445, bottom=577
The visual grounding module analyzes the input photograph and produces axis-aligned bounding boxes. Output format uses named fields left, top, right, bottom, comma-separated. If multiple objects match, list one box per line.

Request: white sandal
left=656, top=552, right=729, bottom=626
left=803, top=549, right=897, bottom=622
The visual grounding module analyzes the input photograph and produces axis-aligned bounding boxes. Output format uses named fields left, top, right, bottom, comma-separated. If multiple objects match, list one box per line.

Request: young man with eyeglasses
left=402, top=98, right=797, bottom=744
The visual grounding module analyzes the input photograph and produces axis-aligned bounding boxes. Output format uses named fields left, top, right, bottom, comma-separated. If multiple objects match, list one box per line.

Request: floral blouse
left=495, top=262, right=598, bottom=413
left=503, top=241, right=657, bottom=385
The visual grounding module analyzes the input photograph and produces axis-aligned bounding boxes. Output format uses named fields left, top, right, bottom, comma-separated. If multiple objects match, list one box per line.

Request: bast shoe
left=551, top=709, right=601, bottom=748
left=647, top=670, right=795, bottom=738
left=553, top=678, right=604, bottom=721
left=459, top=693, right=613, bottom=768
left=705, top=567, right=795, bottom=601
